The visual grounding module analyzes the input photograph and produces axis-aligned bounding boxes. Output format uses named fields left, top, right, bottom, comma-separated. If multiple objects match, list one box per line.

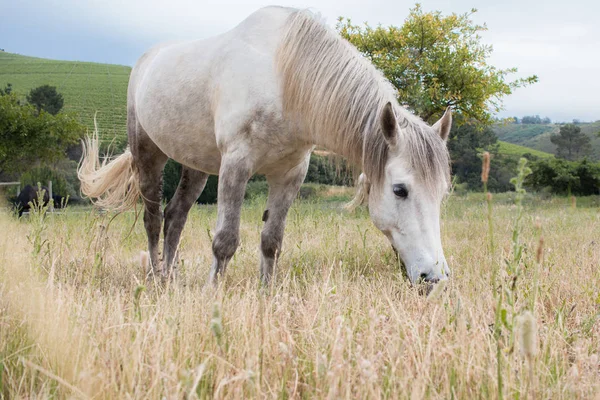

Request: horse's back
left=129, top=6, right=301, bottom=174
left=133, top=5, right=295, bottom=109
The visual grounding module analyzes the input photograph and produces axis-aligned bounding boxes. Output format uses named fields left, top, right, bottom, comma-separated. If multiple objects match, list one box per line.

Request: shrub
left=199, top=176, right=219, bottom=204
left=245, top=181, right=269, bottom=200
left=298, top=185, right=317, bottom=199
left=527, top=158, right=600, bottom=195
left=305, top=153, right=353, bottom=186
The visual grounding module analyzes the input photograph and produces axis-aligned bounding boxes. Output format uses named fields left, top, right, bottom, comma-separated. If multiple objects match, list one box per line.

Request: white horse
left=78, top=6, right=453, bottom=286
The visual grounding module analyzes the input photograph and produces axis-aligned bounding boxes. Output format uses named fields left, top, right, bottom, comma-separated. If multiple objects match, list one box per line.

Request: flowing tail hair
left=77, top=124, right=140, bottom=213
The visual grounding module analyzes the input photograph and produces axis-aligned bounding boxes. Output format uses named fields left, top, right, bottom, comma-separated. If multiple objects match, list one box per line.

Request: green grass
left=0, top=51, right=130, bottom=142
left=494, top=123, right=554, bottom=144
left=497, top=140, right=554, bottom=159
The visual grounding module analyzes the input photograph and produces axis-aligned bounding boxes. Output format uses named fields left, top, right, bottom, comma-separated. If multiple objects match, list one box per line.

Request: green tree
left=305, top=153, right=353, bottom=186
left=574, top=159, right=600, bottom=195
left=527, top=158, right=600, bottom=195
left=337, top=5, right=537, bottom=125
left=521, top=115, right=542, bottom=124
left=550, top=124, right=591, bottom=161
left=26, top=84, right=64, bottom=115
left=0, top=92, right=82, bottom=175
left=446, top=123, right=520, bottom=191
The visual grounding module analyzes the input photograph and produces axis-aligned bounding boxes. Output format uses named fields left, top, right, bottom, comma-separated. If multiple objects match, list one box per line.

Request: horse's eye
left=393, top=184, right=408, bottom=199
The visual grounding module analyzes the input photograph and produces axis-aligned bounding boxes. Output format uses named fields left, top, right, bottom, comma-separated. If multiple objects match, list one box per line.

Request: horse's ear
left=433, top=107, right=452, bottom=141
left=380, top=102, right=398, bottom=146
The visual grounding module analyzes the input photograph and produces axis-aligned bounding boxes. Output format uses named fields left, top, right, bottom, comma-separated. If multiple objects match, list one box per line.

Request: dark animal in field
left=52, top=194, right=67, bottom=209
left=15, top=185, right=50, bottom=217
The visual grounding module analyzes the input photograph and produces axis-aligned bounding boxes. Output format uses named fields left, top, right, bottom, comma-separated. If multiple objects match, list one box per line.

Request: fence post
left=48, top=180, right=54, bottom=212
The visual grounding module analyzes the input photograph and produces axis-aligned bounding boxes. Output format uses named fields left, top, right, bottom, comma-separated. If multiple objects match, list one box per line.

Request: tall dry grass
left=0, top=193, right=599, bottom=398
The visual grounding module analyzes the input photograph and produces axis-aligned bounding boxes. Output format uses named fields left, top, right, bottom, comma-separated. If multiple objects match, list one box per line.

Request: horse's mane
left=276, top=10, right=450, bottom=195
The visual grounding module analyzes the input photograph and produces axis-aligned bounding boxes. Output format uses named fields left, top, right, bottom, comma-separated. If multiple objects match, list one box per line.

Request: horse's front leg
left=209, top=153, right=252, bottom=285
left=260, top=154, right=310, bottom=284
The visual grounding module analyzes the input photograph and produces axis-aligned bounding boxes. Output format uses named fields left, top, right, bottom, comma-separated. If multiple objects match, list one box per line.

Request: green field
left=497, top=140, right=554, bottom=159
left=0, top=51, right=130, bottom=142
left=494, top=122, right=600, bottom=161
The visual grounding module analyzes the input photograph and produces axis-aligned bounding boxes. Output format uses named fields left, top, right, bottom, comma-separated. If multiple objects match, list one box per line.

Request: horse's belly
left=136, top=96, right=221, bottom=173
left=148, top=125, right=221, bottom=174
left=136, top=80, right=222, bottom=173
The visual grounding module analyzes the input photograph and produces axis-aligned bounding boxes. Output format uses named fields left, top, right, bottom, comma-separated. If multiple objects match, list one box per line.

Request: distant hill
left=0, top=51, right=130, bottom=142
left=493, top=122, right=600, bottom=161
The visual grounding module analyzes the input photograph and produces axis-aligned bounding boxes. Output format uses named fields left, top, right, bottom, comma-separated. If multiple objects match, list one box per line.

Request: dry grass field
left=0, top=192, right=599, bottom=398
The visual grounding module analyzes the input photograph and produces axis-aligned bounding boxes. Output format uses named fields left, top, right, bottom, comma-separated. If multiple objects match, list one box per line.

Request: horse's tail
left=78, top=129, right=140, bottom=213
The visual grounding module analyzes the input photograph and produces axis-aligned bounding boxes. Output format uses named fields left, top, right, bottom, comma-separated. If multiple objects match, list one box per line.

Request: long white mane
left=276, top=10, right=450, bottom=194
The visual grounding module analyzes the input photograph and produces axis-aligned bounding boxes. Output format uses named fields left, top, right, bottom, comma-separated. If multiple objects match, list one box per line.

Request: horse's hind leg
left=209, top=154, right=252, bottom=285
left=138, top=153, right=168, bottom=273
left=129, top=115, right=168, bottom=273
left=260, top=154, right=310, bottom=283
left=163, top=167, right=208, bottom=276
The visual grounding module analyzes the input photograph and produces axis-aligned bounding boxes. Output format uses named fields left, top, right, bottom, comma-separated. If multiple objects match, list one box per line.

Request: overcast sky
left=2, top=0, right=598, bottom=122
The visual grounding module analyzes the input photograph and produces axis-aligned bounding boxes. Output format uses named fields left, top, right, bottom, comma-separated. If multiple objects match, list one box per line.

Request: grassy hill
left=497, top=140, right=554, bottom=159
left=0, top=51, right=130, bottom=142
left=494, top=122, right=600, bottom=161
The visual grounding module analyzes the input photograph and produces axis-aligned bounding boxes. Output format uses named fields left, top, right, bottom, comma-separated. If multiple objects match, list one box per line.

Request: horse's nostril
left=419, top=272, right=428, bottom=281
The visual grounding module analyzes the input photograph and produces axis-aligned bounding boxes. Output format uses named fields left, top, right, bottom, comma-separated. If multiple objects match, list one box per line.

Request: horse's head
left=360, top=102, right=452, bottom=286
